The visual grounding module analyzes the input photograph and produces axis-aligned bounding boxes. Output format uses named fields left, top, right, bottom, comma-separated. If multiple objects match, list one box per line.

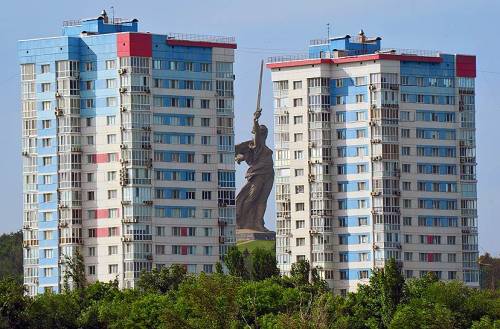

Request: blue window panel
left=419, top=216, right=458, bottom=227
left=153, top=132, right=194, bottom=144
left=154, top=151, right=194, bottom=163
left=155, top=169, right=195, bottom=181
left=418, top=199, right=457, bottom=210
left=154, top=206, right=196, bottom=218
left=339, top=233, right=371, bottom=244
left=416, top=128, right=456, bottom=140
left=338, top=216, right=371, bottom=227
left=153, top=113, right=193, bottom=126
left=153, top=95, right=194, bottom=108
left=339, top=251, right=372, bottom=262
left=155, top=188, right=195, bottom=200
left=218, top=171, right=235, bottom=188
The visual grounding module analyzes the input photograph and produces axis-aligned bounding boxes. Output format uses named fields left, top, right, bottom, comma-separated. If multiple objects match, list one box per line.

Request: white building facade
left=268, top=33, right=478, bottom=295
left=20, top=13, right=236, bottom=295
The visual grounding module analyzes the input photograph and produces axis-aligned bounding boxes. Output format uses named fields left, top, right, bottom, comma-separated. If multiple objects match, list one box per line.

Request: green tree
left=137, top=264, right=187, bottom=294
left=250, top=248, right=279, bottom=281
left=165, top=273, right=241, bottom=328
left=389, top=300, right=454, bottom=329
left=62, top=248, right=87, bottom=293
left=224, top=246, right=249, bottom=279
left=0, top=276, right=29, bottom=329
left=0, top=231, right=23, bottom=282
left=290, top=259, right=310, bottom=286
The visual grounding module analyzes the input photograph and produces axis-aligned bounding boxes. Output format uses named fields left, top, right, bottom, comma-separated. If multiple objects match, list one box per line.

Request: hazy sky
left=0, top=0, right=498, bottom=255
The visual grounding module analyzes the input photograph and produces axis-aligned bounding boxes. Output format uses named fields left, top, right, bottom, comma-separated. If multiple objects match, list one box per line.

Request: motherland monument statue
left=235, top=61, right=275, bottom=239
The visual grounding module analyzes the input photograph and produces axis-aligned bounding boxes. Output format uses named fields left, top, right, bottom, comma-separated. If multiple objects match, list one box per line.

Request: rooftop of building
left=266, top=30, right=466, bottom=69
left=20, top=10, right=236, bottom=48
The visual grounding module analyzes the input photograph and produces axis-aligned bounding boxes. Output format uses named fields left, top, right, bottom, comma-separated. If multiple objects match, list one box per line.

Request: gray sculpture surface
left=235, top=61, right=273, bottom=232
left=235, top=111, right=274, bottom=231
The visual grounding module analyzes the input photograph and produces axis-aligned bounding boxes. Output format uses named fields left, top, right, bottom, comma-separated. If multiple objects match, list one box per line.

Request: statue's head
left=259, top=125, right=268, bottom=139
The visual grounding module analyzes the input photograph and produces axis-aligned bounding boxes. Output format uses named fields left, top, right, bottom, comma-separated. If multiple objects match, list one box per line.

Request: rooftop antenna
left=327, top=23, right=332, bottom=57
left=110, top=6, right=115, bottom=24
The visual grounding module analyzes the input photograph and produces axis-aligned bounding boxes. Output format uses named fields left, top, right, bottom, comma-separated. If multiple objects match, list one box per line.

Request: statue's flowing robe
left=235, top=139, right=274, bottom=231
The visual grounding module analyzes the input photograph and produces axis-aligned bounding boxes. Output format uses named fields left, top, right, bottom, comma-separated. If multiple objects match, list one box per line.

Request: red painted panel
left=181, top=227, right=187, bottom=236
left=427, top=235, right=433, bottom=244
left=117, top=33, right=152, bottom=58
left=96, top=209, right=109, bottom=219
left=166, top=39, right=237, bottom=49
left=181, top=246, right=188, bottom=255
left=96, top=153, right=108, bottom=163
left=428, top=253, right=433, bottom=262
left=456, top=55, right=476, bottom=77
left=96, top=228, right=108, bottom=237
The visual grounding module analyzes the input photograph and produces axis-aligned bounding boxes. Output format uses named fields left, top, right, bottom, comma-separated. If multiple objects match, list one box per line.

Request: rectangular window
left=88, top=247, right=96, bottom=257
left=107, top=134, right=116, bottom=144
left=107, top=171, right=117, bottom=181
left=293, top=116, right=303, bottom=124
left=293, top=81, right=302, bottom=89
left=41, top=83, right=51, bottom=92
left=106, top=97, right=117, bottom=107
left=293, top=98, right=303, bottom=107
left=296, top=238, right=305, bottom=246
left=41, top=64, right=50, bottom=74
left=108, top=246, right=118, bottom=255
left=42, top=101, right=51, bottom=111
left=106, top=79, right=116, bottom=89
left=295, top=203, right=305, bottom=211
left=108, top=264, right=118, bottom=274
left=105, top=60, right=116, bottom=70
left=296, top=220, right=305, bottom=229
left=295, top=169, right=304, bottom=176
left=106, top=115, right=116, bottom=125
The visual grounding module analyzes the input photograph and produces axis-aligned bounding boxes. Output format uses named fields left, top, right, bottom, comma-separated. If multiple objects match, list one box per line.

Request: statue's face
left=259, top=125, right=268, bottom=139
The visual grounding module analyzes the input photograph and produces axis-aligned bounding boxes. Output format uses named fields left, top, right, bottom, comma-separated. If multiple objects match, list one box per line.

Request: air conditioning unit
left=369, top=84, right=376, bottom=91
left=122, top=237, right=132, bottom=242
left=121, top=201, right=131, bottom=206
left=144, top=87, right=151, bottom=94
left=55, top=108, right=63, bottom=116
left=55, top=91, right=61, bottom=98
left=119, top=87, right=127, bottom=93
left=372, top=156, right=382, bottom=161
left=369, top=121, right=376, bottom=127
left=308, top=174, right=316, bottom=182
left=118, top=68, right=127, bottom=75
left=394, top=190, right=401, bottom=196
left=308, top=142, right=316, bottom=148
left=370, top=191, right=380, bottom=196
left=371, top=138, right=382, bottom=144
left=120, top=144, right=127, bottom=149
left=370, top=104, right=377, bottom=110
left=120, top=105, right=127, bottom=112
left=22, top=151, right=29, bottom=156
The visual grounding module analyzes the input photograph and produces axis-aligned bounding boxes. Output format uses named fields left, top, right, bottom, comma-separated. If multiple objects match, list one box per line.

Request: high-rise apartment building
left=267, top=31, right=478, bottom=294
left=20, top=11, right=236, bottom=295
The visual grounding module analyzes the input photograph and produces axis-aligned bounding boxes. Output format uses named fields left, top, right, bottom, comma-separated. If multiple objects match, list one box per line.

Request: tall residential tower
left=20, top=12, right=236, bottom=295
left=267, top=32, right=478, bottom=295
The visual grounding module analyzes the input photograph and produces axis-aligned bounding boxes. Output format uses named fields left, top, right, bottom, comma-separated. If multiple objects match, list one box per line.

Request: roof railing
left=267, top=47, right=441, bottom=64
left=63, top=17, right=132, bottom=27
left=166, top=32, right=236, bottom=44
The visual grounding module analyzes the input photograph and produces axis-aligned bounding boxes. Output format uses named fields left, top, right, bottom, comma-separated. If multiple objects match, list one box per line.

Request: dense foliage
left=0, top=231, right=23, bottom=282
left=0, top=247, right=499, bottom=328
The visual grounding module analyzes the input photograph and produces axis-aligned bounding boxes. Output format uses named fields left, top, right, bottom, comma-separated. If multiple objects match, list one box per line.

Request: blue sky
left=0, top=0, right=498, bottom=254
